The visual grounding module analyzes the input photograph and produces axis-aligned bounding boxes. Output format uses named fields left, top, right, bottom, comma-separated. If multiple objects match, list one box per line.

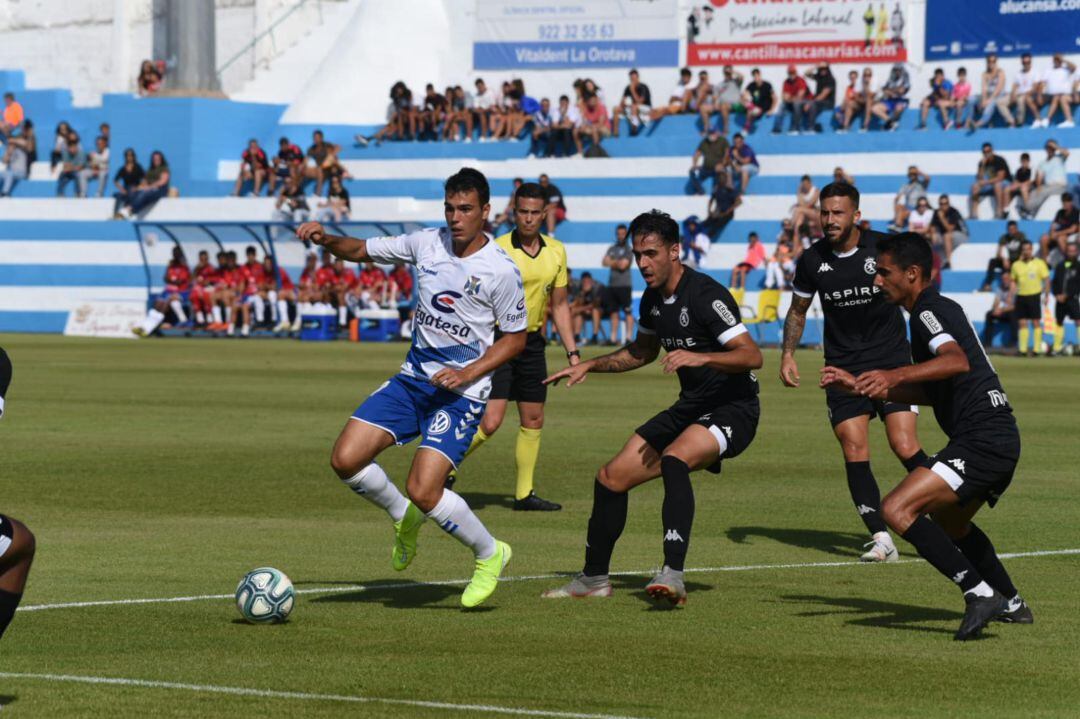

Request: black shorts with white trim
left=0, top=514, right=13, bottom=560
left=928, top=424, right=1020, bottom=507
left=636, top=396, right=759, bottom=474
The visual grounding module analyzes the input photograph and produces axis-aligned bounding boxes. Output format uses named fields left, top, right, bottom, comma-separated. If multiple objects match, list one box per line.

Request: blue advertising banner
left=926, top=0, right=1080, bottom=60
left=473, top=0, right=679, bottom=70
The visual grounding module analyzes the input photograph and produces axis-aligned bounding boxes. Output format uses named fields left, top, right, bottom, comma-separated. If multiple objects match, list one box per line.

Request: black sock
left=0, top=589, right=23, bottom=640
left=845, top=461, right=886, bottom=534
left=660, top=456, right=695, bottom=572
left=954, top=523, right=1017, bottom=599
left=583, top=478, right=628, bottom=577
left=901, top=449, right=929, bottom=473
left=901, top=516, right=983, bottom=593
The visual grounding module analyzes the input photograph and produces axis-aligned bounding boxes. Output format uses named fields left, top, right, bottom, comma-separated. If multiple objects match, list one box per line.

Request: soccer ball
left=235, top=567, right=295, bottom=624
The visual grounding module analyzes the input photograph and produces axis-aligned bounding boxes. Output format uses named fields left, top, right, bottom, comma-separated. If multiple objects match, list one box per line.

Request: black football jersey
left=792, top=232, right=911, bottom=371
left=909, top=287, right=1016, bottom=438
left=637, top=268, right=759, bottom=405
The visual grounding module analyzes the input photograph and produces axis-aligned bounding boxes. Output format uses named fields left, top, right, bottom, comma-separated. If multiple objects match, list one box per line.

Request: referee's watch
left=567, top=350, right=580, bottom=359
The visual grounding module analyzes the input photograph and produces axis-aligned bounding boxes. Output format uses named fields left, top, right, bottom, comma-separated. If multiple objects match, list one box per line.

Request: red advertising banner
left=687, top=0, right=909, bottom=66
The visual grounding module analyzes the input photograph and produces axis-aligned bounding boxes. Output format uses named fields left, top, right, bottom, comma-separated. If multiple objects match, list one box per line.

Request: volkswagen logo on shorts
left=431, top=290, right=463, bottom=314
left=428, top=410, right=452, bottom=435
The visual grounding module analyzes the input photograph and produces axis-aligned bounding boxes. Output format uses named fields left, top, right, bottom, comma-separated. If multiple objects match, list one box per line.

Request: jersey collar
left=662, top=266, right=691, bottom=304
left=511, top=229, right=546, bottom=258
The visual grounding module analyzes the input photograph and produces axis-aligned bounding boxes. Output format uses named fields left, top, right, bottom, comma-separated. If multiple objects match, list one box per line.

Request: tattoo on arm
left=590, top=334, right=659, bottom=373
left=782, top=295, right=812, bottom=355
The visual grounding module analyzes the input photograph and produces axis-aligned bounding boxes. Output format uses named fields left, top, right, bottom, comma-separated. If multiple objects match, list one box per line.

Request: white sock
left=142, top=308, right=165, bottom=334
left=277, top=299, right=288, bottom=323
left=252, top=299, right=265, bottom=323
left=426, top=489, right=496, bottom=559
left=169, top=300, right=187, bottom=323
left=965, top=581, right=995, bottom=598
left=267, top=290, right=279, bottom=322
left=212, top=305, right=223, bottom=324
left=195, top=310, right=206, bottom=324
left=342, top=463, right=409, bottom=522
left=224, top=306, right=232, bottom=323
left=338, top=306, right=347, bottom=325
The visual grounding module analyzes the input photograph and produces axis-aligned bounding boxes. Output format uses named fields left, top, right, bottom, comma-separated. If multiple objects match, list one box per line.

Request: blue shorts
left=884, top=98, right=908, bottom=115
left=158, top=290, right=190, bottom=303
left=351, top=374, right=484, bottom=468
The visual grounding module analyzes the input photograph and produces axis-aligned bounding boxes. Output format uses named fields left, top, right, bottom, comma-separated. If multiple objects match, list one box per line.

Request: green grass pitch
left=1, top=334, right=1078, bottom=718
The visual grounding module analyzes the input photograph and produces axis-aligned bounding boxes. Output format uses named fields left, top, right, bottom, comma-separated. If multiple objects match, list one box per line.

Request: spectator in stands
left=273, top=174, right=310, bottom=224
left=968, top=53, right=1014, bottom=130
left=510, top=79, right=540, bottom=140
left=329, top=257, right=356, bottom=328
left=1005, top=152, right=1034, bottom=216
left=296, top=255, right=321, bottom=314
left=316, top=175, right=351, bottom=222
left=833, top=166, right=855, bottom=185
left=714, top=65, right=745, bottom=136
left=950, top=67, right=974, bottom=127
left=969, top=142, right=1010, bottom=220
left=303, top=130, right=339, bottom=196
left=269, top=137, right=303, bottom=194
left=1025, top=140, right=1070, bottom=218
left=930, top=194, right=967, bottom=269
left=600, top=224, right=634, bottom=344
left=539, top=173, right=567, bottom=235
left=573, top=92, right=610, bottom=156
left=49, top=121, right=71, bottom=171
left=260, top=255, right=296, bottom=333
left=691, top=70, right=716, bottom=135
left=231, top=139, right=269, bottom=197
left=983, top=273, right=1017, bottom=348
left=1040, top=193, right=1079, bottom=261
left=741, top=68, right=775, bottom=133
left=207, top=251, right=240, bottom=332
left=1011, top=239, right=1050, bottom=356
left=134, top=246, right=190, bottom=336
left=491, top=177, right=523, bottom=234
left=78, top=135, right=110, bottom=198
left=651, top=67, right=693, bottom=121
left=1011, top=53, right=1041, bottom=127
left=472, top=78, right=496, bottom=141
left=488, top=81, right=514, bottom=141
left=0, top=120, right=35, bottom=197
left=1051, top=242, right=1080, bottom=354
left=917, top=68, right=953, bottom=130
left=688, top=127, right=730, bottom=195
left=357, top=261, right=390, bottom=309
left=730, top=132, right=759, bottom=193
left=1033, top=54, right=1077, bottom=128
left=840, top=67, right=876, bottom=133
left=443, top=86, right=474, bottom=143
left=834, top=70, right=859, bottom=130
left=359, top=81, right=413, bottom=146
left=764, top=231, right=794, bottom=290
left=980, top=220, right=1028, bottom=291
left=527, top=98, right=553, bottom=158
left=869, top=63, right=910, bottom=130
left=790, top=174, right=820, bottom=235
left=120, top=150, right=169, bottom=218
left=1, top=93, right=24, bottom=137
left=570, top=272, right=604, bottom=345
left=389, top=262, right=414, bottom=312
left=772, top=65, right=808, bottom=135
left=137, top=59, right=163, bottom=96
left=890, top=165, right=930, bottom=231
left=616, top=69, right=652, bottom=137
left=111, top=148, right=144, bottom=219
left=702, top=170, right=740, bottom=239
left=418, top=83, right=448, bottom=140
left=731, top=231, right=766, bottom=290
left=682, top=216, right=711, bottom=268
left=188, top=250, right=215, bottom=328
left=549, top=95, right=578, bottom=157
left=98, top=122, right=110, bottom=145
left=907, top=196, right=934, bottom=240
left=802, top=62, right=835, bottom=133
left=56, top=131, right=87, bottom=198
left=232, top=246, right=268, bottom=336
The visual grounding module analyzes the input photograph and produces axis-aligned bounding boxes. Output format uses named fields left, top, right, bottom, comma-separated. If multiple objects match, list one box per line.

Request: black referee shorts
left=601, top=286, right=633, bottom=316
left=636, top=396, right=759, bottom=474
left=489, top=331, right=548, bottom=403
left=1015, top=294, right=1042, bottom=320
left=1056, top=298, right=1080, bottom=324
left=929, top=424, right=1021, bottom=508
left=825, top=385, right=919, bottom=428
left=0, top=514, right=13, bottom=560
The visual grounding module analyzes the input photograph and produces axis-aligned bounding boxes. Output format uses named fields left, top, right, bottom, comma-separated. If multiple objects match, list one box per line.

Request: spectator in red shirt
left=772, top=65, right=809, bottom=134
left=731, top=231, right=767, bottom=290
left=209, top=251, right=242, bottom=333
left=356, top=261, right=389, bottom=308
left=232, top=139, right=269, bottom=196
left=134, top=246, right=190, bottom=336
left=389, top=263, right=413, bottom=304
left=230, top=246, right=268, bottom=336
left=297, top=255, right=322, bottom=311
left=314, top=252, right=344, bottom=323
left=259, top=256, right=298, bottom=333
left=137, top=60, right=163, bottom=96
left=269, top=137, right=303, bottom=194
left=333, top=258, right=359, bottom=327
left=189, top=250, right=217, bottom=327
left=573, top=92, right=610, bottom=156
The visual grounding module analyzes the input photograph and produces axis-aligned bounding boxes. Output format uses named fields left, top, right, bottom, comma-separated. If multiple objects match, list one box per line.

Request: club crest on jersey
left=464, top=276, right=481, bottom=297
left=679, top=306, right=689, bottom=327
left=428, top=410, right=452, bottom=436
left=431, top=290, right=463, bottom=314
left=864, top=257, right=876, bottom=275
left=711, top=299, right=736, bottom=326
left=919, top=310, right=943, bottom=334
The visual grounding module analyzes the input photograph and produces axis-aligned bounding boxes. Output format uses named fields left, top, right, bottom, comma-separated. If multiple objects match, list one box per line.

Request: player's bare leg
left=0, top=515, right=35, bottom=640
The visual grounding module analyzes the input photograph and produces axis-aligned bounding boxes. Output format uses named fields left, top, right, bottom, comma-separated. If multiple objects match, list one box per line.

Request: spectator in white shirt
left=970, top=53, right=1015, bottom=130
left=907, top=196, right=934, bottom=239
left=1025, top=139, right=1071, bottom=217
left=1034, top=54, right=1077, bottom=128
left=651, top=67, right=693, bottom=121
left=1010, top=53, right=1041, bottom=127
left=78, top=135, right=110, bottom=198
left=472, top=78, right=497, bottom=140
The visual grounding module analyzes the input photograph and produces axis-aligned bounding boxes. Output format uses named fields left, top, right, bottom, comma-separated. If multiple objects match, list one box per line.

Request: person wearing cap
left=773, top=65, right=809, bottom=135
left=688, top=126, right=730, bottom=195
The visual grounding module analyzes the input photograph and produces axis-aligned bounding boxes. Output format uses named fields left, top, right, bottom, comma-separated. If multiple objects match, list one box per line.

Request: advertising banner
left=473, top=0, right=679, bottom=70
left=64, top=302, right=143, bottom=339
left=926, top=0, right=1080, bottom=60
left=687, top=0, right=909, bottom=66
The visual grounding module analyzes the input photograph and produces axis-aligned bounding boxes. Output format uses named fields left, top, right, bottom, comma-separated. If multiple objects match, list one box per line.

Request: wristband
left=567, top=350, right=580, bottom=359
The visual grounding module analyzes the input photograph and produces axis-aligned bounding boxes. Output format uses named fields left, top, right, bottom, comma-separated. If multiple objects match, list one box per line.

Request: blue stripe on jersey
left=407, top=340, right=483, bottom=369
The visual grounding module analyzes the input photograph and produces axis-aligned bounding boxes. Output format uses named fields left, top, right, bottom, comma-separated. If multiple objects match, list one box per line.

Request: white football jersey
left=366, top=227, right=526, bottom=401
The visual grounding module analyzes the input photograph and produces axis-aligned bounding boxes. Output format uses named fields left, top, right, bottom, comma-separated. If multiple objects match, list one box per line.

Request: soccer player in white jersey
left=296, top=168, right=528, bottom=608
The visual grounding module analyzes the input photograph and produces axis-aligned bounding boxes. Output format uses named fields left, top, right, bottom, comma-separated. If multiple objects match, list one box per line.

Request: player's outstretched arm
left=853, top=341, right=968, bottom=402
left=296, top=222, right=371, bottom=263
left=430, top=330, right=527, bottom=392
left=780, top=294, right=812, bottom=387
left=544, top=332, right=660, bottom=387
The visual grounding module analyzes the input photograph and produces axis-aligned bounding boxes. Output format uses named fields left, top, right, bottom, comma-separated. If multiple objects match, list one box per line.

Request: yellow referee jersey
left=1010, top=257, right=1049, bottom=297
left=496, top=231, right=568, bottom=332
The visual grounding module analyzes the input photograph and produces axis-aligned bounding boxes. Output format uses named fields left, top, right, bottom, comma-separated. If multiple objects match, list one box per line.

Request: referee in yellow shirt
left=1010, top=239, right=1050, bottom=356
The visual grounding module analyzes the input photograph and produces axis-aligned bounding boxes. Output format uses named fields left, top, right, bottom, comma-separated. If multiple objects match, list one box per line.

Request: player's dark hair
left=876, top=232, right=932, bottom=279
left=581, top=271, right=592, bottom=280
left=1020, top=239, right=1033, bottom=248
left=819, top=181, right=860, bottom=208
left=514, top=182, right=545, bottom=203
left=1062, top=192, right=1074, bottom=202
left=1020, top=152, right=1030, bottom=160
left=616, top=223, right=627, bottom=231
left=245, top=245, right=256, bottom=255
left=628, top=210, right=679, bottom=246
left=444, top=167, right=490, bottom=206
left=1007, top=220, right=1018, bottom=227
left=981, top=142, right=992, bottom=151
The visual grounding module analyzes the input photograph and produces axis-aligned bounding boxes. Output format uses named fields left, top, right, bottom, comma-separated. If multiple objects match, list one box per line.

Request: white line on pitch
left=0, top=672, right=645, bottom=719
left=17, top=547, right=1080, bottom=614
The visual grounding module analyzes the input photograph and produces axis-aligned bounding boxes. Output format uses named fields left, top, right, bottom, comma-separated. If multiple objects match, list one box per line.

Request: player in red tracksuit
left=134, top=245, right=191, bottom=336
left=189, top=250, right=217, bottom=327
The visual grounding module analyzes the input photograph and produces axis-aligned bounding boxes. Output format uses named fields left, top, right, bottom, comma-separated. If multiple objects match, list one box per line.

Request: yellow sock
left=1054, top=324, right=1065, bottom=353
left=1018, top=325, right=1029, bottom=352
left=463, top=427, right=490, bottom=461
left=1033, top=327, right=1044, bottom=355
left=515, top=426, right=542, bottom=500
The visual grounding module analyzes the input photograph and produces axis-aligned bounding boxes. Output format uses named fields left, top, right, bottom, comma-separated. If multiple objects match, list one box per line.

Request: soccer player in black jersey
left=540, top=210, right=763, bottom=606
left=822, top=233, right=1031, bottom=641
left=0, top=347, right=37, bottom=640
left=781, top=182, right=926, bottom=562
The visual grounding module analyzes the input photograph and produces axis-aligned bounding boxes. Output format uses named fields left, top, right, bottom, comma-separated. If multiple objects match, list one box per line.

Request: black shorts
left=601, top=286, right=633, bottom=315
left=826, top=384, right=919, bottom=428
left=929, top=425, right=1021, bottom=508
left=0, top=514, right=12, bottom=560
left=1056, top=298, right=1080, bottom=323
left=489, top=331, right=548, bottom=403
left=636, top=396, right=759, bottom=474
left=1015, top=294, right=1042, bottom=320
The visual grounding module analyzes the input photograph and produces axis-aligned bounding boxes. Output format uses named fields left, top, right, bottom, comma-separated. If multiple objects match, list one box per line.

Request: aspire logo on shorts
left=431, top=290, right=463, bottom=314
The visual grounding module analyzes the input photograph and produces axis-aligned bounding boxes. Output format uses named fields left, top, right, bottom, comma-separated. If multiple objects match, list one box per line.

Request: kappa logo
left=650, top=305, right=661, bottom=317
left=856, top=504, right=876, bottom=515
left=920, top=310, right=943, bottom=334
left=428, top=410, right=452, bottom=436
left=679, top=306, right=689, bottom=327
left=864, top=257, right=877, bottom=275
left=952, top=569, right=968, bottom=584
left=711, top=299, right=736, bottom=326
left=948, top=458, right=966, bottom=474
left=664, top=529, right=685, bottom=543
left=818, top=263, right=834, bottom=273
left=722, top=426, right=732, bottom=439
